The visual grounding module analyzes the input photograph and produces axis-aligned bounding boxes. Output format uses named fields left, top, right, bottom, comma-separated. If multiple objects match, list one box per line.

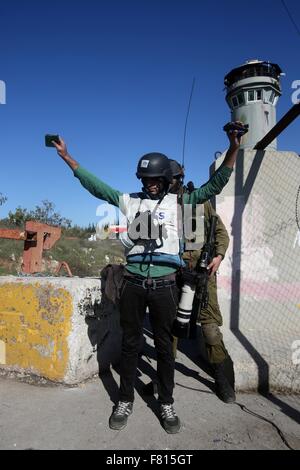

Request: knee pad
left=201, top=323, right=223, bottom=346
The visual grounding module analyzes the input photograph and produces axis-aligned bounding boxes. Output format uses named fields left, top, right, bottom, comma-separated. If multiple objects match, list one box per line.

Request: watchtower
left=224, top=60, right=283, bottom=149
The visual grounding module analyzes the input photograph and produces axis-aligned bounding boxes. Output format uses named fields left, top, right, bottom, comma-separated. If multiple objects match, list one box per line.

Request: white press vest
left=119, top=192, right=182, bottom=267
left=119, top=192, right=206, bottom=267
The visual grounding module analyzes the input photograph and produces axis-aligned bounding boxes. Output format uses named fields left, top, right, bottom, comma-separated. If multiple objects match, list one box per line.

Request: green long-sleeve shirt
left=73, top=164, right=232, bottom=277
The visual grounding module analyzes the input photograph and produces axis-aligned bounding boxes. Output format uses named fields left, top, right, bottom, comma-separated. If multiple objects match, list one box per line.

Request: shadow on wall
left=230, top=149, right=269, bottom=393
left=84, top=274, right=123, bottom=404
left=229, top=150, right=300, bottom=425
left=85, top=272, right=123, bottom=374
left=83, top=270, right=144, bottom=405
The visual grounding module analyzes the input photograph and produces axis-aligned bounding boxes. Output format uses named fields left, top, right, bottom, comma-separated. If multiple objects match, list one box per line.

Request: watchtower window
left=237, top=93, right=245, bottom=105
left=247, top=89, right=263, bottom=102
left=231, top=96, right=239, bottom=108
left=248, top=90, right=255, bottom=101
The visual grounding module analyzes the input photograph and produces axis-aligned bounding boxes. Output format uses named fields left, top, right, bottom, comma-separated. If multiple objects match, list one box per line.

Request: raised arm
left=221, top=123, right=242, bottom=169
left=187, top=121, right=242, bottom=204
left=52, top=137, right=79, bottom=171
left=52, top=137, right=122, bottom=207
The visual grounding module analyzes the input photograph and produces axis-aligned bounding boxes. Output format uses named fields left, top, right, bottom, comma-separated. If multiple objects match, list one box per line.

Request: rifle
left=189, top=215, right=218, bottom=339
left=172, top=214, right=218, bottom=345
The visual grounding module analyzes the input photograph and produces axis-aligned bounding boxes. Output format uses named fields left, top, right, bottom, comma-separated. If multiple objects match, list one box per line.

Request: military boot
left=214, top=355, right=236, bottom=404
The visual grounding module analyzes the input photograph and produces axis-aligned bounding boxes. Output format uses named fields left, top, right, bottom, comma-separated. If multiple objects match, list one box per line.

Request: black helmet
left=169, top=159, right=184, bottom=178
left=136, top=153, right=173, bottom=184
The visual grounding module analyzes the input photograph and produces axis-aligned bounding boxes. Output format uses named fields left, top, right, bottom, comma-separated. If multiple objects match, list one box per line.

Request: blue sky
left=0, top=0, right=299, bottom=227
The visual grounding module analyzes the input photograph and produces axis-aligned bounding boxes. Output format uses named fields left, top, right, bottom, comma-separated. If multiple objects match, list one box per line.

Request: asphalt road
left=0, top=348, right=299, bottom=451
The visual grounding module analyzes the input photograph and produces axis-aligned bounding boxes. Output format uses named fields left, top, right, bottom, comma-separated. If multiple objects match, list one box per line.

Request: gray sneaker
left=160, top=404, right=181, bottom=434
left=109, top=401, right=133, bottom=430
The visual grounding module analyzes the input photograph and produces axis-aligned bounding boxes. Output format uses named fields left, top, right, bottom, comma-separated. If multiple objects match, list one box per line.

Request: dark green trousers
left=197, top=274, right=228, bottom=364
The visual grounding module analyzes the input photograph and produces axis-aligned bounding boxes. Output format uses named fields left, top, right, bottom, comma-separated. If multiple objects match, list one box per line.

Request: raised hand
left=52, top=136, right=68, bottom=158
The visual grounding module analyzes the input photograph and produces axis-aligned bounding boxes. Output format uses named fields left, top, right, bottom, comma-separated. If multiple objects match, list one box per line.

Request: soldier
left=169, top=159, right=235, bottom=403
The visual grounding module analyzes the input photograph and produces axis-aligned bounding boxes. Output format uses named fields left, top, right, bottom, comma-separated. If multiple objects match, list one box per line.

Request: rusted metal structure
left=55, top=261, right=73, bottom=277
left=0, top=221, right=61, bottom=274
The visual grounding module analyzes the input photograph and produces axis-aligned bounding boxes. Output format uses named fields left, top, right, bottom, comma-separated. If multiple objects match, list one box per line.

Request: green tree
left=6, top=200, right=72, bottom=228
left=8, top=206, right=30, bottom=226
left=30, top=200, right=72, bottom=227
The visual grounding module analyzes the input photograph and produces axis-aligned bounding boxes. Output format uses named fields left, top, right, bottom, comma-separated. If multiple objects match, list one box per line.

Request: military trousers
left=197, top=274, right=228, bottom=364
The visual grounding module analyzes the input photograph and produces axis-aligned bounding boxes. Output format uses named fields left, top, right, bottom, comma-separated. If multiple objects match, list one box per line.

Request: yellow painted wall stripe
left=0, top=283, right=73, bottom=381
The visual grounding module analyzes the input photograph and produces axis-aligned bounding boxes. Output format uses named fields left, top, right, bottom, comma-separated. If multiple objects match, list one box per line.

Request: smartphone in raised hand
left=45, top=134, right=60, bottom=147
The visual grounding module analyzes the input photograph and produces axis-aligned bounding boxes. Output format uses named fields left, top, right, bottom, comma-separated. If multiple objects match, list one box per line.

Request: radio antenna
left=182, top=77, right=196, bottom=169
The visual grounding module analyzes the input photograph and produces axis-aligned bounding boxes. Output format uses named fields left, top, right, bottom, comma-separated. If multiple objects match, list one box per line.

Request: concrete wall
left=0, top=276, right=121, bottom=384
left=1, top=147, right=299, bottom=392
left=210, top=149, right=300, bottom=391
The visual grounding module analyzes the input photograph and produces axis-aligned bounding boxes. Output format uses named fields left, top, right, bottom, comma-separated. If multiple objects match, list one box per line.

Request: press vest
left=119, top=192, right=205, bottom=267
left=119, top=192, right=182, bottom=267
